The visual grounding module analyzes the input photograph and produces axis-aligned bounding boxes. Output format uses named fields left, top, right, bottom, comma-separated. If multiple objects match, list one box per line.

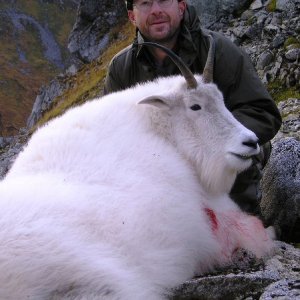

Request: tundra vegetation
left=0, top=0, right=78, bottom=135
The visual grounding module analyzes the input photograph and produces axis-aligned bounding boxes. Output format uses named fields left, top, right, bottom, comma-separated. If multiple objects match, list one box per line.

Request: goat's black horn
left=202, top=34, right=215, bottom=83
left=138, top=42, right=198, bottom=89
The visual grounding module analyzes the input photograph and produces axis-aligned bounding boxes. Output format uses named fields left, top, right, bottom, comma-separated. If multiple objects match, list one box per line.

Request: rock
left=68, top=0, right=127, bottom=63
left=285, top=48, right=300, bottom=61
left=244, top=22, right=264, bottom=39
left=240, top=9, right=254, bottom=20
left=260, top=137, right=300, bottom=243
left=232, top=26, right=247, bottom=39
left=172, top=241, right=300, bottom=299
left=66, top=64, right=79, bottom=76
left=26, top=79, right=65, bottom=128
left=260, top=279, right=300, bottom=300
left=187, top=0, right=251, bottom=27
left=257, top=50, right=274, bottom=70
left=265, top=54, right=282, bottom=81
left=0, top=137, right=13, bottom=149
left=276, top=0, right=298, bottom=12
left=278, top=98, right=300, bottom=119
left=5, top=9, right=66, bottom=69
left=271, top=34, right=285, bottom=48
left=270, top=13, right=282, bottom=26
left=0, top=130, right=29, bottom=180
left=250, top=0, right=263, bottom=10
left=263, top=24, right=279, bottom=36
left=273, top=98, right=300, bottom=142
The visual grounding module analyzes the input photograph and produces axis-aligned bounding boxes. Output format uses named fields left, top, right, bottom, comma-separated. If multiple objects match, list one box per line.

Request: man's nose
left=149, top=0, right=163, bottom=13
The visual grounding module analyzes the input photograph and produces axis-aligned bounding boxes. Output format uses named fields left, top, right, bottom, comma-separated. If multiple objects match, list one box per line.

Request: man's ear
left=178, top=1, right=186, bottom=17
left=137, top=96, right=171, bottom=110
left=128, top=10, right=136, bottom=25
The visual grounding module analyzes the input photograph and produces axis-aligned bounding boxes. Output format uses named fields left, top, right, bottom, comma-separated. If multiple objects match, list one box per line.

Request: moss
left=266, top=0, right=276, bottom=12
left=284, top=37, right=300, bottom=50
left=268, top=80, right=300, bottom=104
left=246, top=16, right=257, bottom=26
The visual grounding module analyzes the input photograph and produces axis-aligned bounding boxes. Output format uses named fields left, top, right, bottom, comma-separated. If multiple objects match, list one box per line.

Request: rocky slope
left=173, top=241, right=300, bottom=299
left=207, top=0, right=300, bottom=103
left=0, top=0, right=79, bottom=136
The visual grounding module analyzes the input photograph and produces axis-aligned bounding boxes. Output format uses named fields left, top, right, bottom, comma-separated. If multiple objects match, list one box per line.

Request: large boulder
left=68, top=0, right=127, bottom=63
left=261, top=137, right=300, bottom=243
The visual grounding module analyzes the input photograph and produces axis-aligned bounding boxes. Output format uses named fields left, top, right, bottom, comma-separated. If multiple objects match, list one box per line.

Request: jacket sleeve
left=212, top=33, right=282, bottom=145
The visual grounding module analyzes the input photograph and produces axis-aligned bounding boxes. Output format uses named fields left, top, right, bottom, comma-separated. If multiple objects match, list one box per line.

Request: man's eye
left=190, top=104, right=202, bottom=111
left=140, top=0, right=151, bottom=6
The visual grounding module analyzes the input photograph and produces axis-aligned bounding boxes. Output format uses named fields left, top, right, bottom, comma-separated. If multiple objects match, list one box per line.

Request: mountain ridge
left=0, top=0, right=79, bottom=136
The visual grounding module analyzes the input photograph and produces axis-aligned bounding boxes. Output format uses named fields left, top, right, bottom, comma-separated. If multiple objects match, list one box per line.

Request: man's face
left=128, top=0, right=186, bottom=43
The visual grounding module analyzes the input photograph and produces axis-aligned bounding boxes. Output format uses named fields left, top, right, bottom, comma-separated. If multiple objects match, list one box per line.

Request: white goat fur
left=0, top=75, right=273, bottom=299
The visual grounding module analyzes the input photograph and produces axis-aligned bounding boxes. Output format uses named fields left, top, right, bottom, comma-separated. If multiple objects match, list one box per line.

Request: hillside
left=0, top=0, right=79, bottom=136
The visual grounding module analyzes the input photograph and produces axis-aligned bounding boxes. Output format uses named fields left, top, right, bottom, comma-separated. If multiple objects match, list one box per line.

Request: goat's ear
left=137, top=96, right=170, bottom=110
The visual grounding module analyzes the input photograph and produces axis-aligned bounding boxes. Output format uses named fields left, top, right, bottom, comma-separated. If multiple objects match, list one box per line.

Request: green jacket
left=104, top=5, right=282, bottom=145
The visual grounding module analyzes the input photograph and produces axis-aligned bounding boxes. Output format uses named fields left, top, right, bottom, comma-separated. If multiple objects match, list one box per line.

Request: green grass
left=268, top=80, right=300, bottom=104
left=266, top=0, right=276, bottom=12
left=284, top=37, right=300, bottom=50
left=246, top=16, right=257, bottom=26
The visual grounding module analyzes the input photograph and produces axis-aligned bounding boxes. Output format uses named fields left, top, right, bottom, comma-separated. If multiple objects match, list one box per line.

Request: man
left=104, top=0, right=282, bottom=215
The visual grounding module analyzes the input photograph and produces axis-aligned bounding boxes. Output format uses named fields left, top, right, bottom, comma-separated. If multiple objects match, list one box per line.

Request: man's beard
left=142, top=26, right=181, bottom=46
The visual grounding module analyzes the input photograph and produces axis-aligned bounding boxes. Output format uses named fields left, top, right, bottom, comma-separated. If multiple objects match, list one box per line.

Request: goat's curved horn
left=138, top=42, right=197, bottom=89
left=202, top=34, right=215, bottom=83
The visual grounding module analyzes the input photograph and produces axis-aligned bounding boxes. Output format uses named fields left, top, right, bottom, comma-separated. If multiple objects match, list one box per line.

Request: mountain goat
left=0, top=37, right=273, bottom=300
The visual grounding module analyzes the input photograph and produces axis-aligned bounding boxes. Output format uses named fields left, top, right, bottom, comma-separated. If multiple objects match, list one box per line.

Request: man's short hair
left=125, top=0, right=183, bottom=10
left=125, top=0, right=133, bottom=10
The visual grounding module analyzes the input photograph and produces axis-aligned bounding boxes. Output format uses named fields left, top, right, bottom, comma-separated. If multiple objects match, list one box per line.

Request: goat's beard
left=196, top=158, right=238, bottom=196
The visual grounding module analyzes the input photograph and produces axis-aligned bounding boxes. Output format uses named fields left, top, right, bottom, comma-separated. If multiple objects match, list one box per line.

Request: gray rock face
left=251, top=0, right=264, bottom=10
left=208, top=0, right=300, bottom=92
left=0, top=134, right=26, bottom=180
left=261, top=138, right=300, bottom=243
left=5, top=9, right=65, bottom=69
left=261, top=97, right=300, bottom=244
left=188, top=0, right=252, bottom=26
left=26, top=79, right=65, bottom=129
left=172, top=242, right=300, bottom=299
left=276, top=98, right=300, bottom=141
left=68, top=0, right=127, bottom=63
left=285, top=48, right=300, bottom=61
left=257, top=50, right=274, bottom=70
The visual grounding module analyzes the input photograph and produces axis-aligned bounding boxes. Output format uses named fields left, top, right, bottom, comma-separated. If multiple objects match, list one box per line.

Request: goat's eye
left=190, top=104, right=202, bottom=111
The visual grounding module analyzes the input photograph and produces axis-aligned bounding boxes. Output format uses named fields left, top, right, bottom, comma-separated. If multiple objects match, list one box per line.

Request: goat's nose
left=243, top=138, right=258, bottom=149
